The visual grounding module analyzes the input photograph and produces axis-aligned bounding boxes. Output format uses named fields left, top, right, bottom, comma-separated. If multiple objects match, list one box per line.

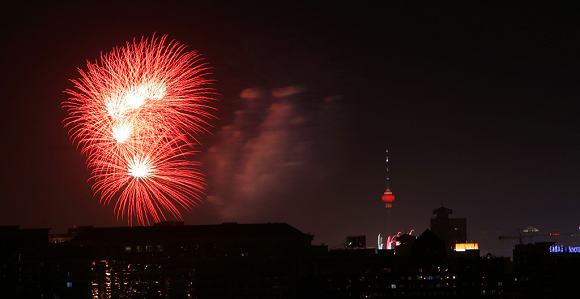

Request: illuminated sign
left=549, top=245, right=580, bottom=254
left=454, top=242, right=479, bottom=252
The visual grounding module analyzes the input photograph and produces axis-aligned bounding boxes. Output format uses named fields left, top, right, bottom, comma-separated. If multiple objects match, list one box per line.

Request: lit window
left=124, top=246, right=132, bottom=252
left=66, top=282, right=73, bottom=288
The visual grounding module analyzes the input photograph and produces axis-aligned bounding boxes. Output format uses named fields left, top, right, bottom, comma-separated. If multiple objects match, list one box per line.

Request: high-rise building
left=430, top=207, right=467, bottom=250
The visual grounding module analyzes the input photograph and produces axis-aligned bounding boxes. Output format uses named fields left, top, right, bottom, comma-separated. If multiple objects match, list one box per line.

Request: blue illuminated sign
left=549, top=245, right=580, bottom=254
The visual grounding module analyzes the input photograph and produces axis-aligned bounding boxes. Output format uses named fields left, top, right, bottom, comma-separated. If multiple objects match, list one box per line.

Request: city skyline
left=2, top=2, right=580, bottom=257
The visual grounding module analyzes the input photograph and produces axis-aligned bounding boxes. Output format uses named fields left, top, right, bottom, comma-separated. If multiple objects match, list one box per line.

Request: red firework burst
left=63, top=35, right=216, bottom=225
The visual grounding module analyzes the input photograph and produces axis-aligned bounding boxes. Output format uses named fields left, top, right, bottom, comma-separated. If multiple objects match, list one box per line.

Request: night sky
left=2, top=2, right=580, bottom=256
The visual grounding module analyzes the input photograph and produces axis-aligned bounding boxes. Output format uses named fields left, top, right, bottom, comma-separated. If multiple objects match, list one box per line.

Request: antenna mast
left=385, top=147, right=391, bottom=190
left=381, top=147, right=396, bottom=209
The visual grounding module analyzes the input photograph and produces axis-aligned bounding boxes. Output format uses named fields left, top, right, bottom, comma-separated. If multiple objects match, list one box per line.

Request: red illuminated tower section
left=381, top=148, right=396, bottom=208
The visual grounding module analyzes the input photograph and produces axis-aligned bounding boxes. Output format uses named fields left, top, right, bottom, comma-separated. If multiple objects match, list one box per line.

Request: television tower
left=378, top=147, right=397, bottom=249
left=381, top=148, right=396, bottom=208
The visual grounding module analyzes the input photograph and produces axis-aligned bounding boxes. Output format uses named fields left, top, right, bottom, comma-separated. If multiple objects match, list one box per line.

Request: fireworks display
left=63, top=35, right=215, bottom=225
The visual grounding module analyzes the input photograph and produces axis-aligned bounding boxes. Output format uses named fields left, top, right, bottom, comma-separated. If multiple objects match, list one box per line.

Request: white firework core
left=128, top=156, right=153, bottom=178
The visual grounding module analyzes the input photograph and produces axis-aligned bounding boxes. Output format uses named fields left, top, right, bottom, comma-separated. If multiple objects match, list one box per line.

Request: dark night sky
left=1, top=2, right=580, bottom=256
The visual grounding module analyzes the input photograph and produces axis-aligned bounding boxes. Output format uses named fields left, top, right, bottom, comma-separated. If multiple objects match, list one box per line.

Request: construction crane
left=499, top=228, right=580, bottom=245
left=498, top=232, right=543, bottom=245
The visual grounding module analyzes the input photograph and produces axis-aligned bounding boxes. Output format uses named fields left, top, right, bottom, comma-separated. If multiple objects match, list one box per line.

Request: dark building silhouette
left=512, top=242, right=580, bottom=298
left=430, top=207, right=467, bottom=251
left=330, top=229, right=510, bottom=298
left=52, top=222, right=314, bottom=298
left=410, top=229, right=447, bottom=260
left=344, top=235, right=366, bottom=249
left=2, top=219, right=579, bottom=298
left=0, top=226, right=51, bottom=298
left=393, top=233, right=416, bottom=256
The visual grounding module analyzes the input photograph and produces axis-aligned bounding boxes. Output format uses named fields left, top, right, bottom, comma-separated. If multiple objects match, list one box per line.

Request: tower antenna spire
left=381, top=146, right=396, bottom=209
left=385, top=147, right=391, bottom=190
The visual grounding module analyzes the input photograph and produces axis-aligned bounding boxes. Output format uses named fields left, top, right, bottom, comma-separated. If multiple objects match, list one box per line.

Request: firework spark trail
left=88, top=138, right=206, bottom=225
left=63, top=35, right=216, bottom=225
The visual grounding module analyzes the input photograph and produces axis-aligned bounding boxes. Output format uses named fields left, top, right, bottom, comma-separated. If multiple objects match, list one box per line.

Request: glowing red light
left=381, top=189, right=395, bottom=208
left=62, top=35, right=216, bottom=225
left=381, top=189, right=396, bottom=203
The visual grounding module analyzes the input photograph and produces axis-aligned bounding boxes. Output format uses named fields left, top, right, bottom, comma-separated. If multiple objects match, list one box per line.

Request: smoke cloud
left=204, top=85, right=341, bottom=221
